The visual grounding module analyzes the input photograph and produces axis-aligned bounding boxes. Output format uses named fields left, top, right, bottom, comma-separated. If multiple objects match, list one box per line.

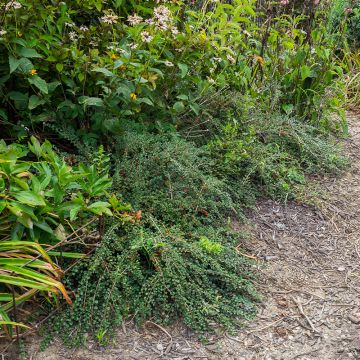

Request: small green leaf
left=177, top=63, right=188, bottom=78
left=282, top=103, right=294, bottom=115
left=87, top=201, right=113, bottom=216
left=189, top=103, right=200, bottom=115
left=173, top=101, right=185, bottom=112
left=56, top=63, right=64, bottom=72
left=177, top=94, right=188, bottom=101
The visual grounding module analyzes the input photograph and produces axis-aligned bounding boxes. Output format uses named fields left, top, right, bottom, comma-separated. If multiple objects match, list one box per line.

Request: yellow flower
left=119, top=65, right=127, bottom=71
left=111, top=54, right=118, bottom=60
left=130, top=93, right=137, bottom=101
left=29, top=69, right=37, bottom=76
left=254, top=55, right=265, bottom=66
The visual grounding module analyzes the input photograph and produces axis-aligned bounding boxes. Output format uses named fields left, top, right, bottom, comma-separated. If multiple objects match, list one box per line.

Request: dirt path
left=27, top=112, right=360, bottom=360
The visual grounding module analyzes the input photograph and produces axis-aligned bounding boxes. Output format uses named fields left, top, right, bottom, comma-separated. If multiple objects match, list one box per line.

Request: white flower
left=127, top=14, right=143, bottom=26
left=209, top=67, right=216, bottom=73
left=79, top=25, right=89, bottom=31
left=130, top=43, right=138, bottom=50
left=164, top=60, right=174, bottom=67
left=154, top=5, right=171, bottom=20
left=0, top=29, right=7, bottom=36
left=5, top=1, right=22, bottom=10
left=212, top=57, right=222, bottom=63
left=156, top=22, right=169, bottom=31
left=101, top=14, right=119, bottom=25
left=226, top=54, right=236, bottom=64
left=69, top=31, right=78, bottom=41
left=141, top=31, right=153, bottom=43
left=153, top=5, right=172, bottom=29
left=116, top=47, right=126, bottom=54
left=171, top=26, right=179, bottom=35
left=207, top=77, right=215, bottom=84
left=145, top=18, right=155, bottom=25
left=65, top=22, right=75, bottom=28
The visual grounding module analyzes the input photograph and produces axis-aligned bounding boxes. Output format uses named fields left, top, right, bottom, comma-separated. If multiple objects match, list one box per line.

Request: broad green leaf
left=300, top=65, right=312, bottom=80
left=17, top=213, right=33, bottom=229
left=18, top=48, right=42, bottom=58
left=113, top=59, right=124, bottom=69
left=13, top=190, right=46, bottom=207
left=78, top=96, right=104, bottom=107
left=189, top=103, right=200, bottom=115
left=8, top=91, right=28, bottom=104
left=87, top=201, right=113, bottom=216
left=28, top=95, right=45, bottom=110
left=0, top=109, right=8, bottom=121
left=28, top=76, right=48, bottom=94
left=47, top=81, right=61, bottom=94
left=33, top=220, right=53, bottom=234
left=29, top=136, right=42, bottom=157
left=69, top=204, right=83, bottom=221
left=177, top=94, right=188, bottom=101
left=9, top=56, right=21, bottom=74
left=93, top=67, right=114, bottom=77
left=138, top=97, right=153, bottom=106
left=177, top=63, right=188, bottom=78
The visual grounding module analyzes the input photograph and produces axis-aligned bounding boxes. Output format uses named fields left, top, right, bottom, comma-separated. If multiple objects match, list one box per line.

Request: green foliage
left=209, top=113, right=347, bottom=199
left=328, top=0, right=360, bottom=49
left=0, top=137, right=129, bottom=337
left=0, top=0, right=353, bottom=347
left=113, top=133, right=238, bottom=229
left=0, top=0, right=346, bottom=141
left=45, top=224, right=259, bottom=346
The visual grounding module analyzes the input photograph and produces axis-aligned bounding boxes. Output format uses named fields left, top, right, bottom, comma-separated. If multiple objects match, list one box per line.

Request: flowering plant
left=0, top=0, right=346, bottom=140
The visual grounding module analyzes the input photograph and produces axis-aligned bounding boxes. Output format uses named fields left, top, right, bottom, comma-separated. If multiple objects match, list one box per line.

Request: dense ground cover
left=0, top=0, right=358, bottom=351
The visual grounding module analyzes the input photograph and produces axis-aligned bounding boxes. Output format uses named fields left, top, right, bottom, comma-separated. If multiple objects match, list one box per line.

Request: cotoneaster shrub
left=45, top=223, right=259, bottom=347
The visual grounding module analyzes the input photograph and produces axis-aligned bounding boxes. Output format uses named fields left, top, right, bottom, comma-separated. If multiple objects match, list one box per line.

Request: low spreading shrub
left=112, top=133, right=238, bottom=229
left=209, top=113, right=347, bottom=199
left=45, top=224, right=259, bottom=346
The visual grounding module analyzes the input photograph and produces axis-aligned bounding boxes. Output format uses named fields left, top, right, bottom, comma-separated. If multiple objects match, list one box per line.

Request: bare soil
left=21, top=111, right=360, bottom=359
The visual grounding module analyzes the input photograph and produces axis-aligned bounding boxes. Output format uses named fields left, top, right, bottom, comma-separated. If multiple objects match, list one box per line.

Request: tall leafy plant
left=0, top=137, right=130, bottom=337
